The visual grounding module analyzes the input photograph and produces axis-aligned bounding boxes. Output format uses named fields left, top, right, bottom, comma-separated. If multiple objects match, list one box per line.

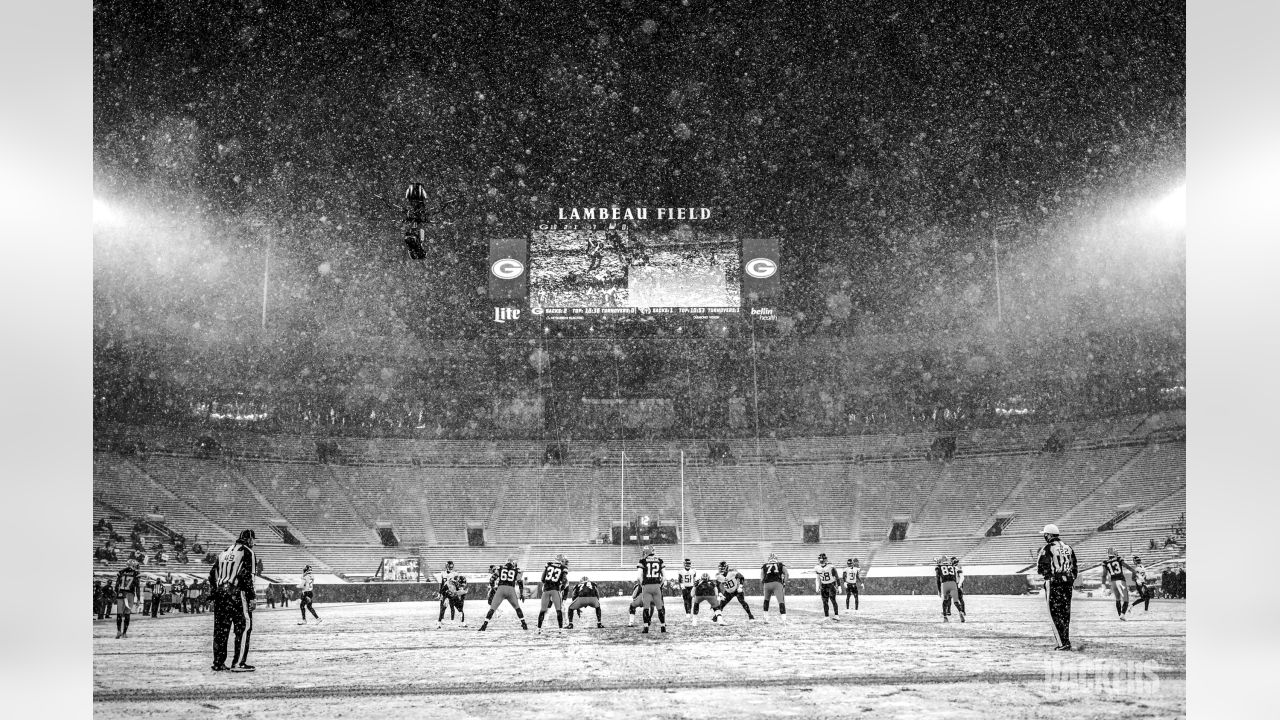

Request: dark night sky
left=91, top=0, right=1185, bottom=405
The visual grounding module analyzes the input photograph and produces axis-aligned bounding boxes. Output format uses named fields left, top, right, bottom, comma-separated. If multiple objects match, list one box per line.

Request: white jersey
left=300, top=571, right=314, bottom=593
left=675, top=568, right=697, bottom=588
left=814, top=563, right=840, bottom=585
left=1132, top=565, right=1148, bottom=585
left=841, top=567, right=860, bottom=585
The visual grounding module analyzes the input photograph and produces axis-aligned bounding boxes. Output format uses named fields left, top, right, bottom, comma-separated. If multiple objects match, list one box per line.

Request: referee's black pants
left=212, top=593, right=253, bottom=667
left=1045, top=579, right=1073, bottom=647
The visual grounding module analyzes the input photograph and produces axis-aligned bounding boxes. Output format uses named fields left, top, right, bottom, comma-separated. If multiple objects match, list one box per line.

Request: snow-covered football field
left=93, top=593, right=1185, bottom=719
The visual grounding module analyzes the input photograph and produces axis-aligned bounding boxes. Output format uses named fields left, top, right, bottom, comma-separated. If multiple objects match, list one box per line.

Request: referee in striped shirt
left=210, top=529, right=257, bottom=671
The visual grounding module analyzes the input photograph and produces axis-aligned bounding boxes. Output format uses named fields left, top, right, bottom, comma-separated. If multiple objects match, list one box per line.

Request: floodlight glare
left=1147, top=183, right=1185, bottom=230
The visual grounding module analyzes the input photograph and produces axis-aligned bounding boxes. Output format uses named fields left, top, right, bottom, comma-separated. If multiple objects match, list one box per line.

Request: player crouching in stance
left=1130, top=556, right=1152, bottom=612
left=760, top=553, right=788, bottom=622
left=636, top=545, right=668, bottom=633
left=566, top=576, right=605, bottom=628
left=936, top=556, right=965, bottom=622
left=1101, top=548, right=1134, bottom=620
left=814, top=553, right=841, bottom=620
left=478, top=556, right=528, bottom=631
left=298, top=565, right=321, bottom=625
left=691, top=573, right=723, bottom=625
left=537, top=554, right=570, bottom=632
left=842, top=558, right=861, bottom=611
left=627, top=581, right=644, bottom=625
left=716, top=561, right=756, bottom=622
left=113, top=558, right=142, bottom=638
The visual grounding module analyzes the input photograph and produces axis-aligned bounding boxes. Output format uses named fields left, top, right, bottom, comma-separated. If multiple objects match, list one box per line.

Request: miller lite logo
left=490, top=258, right=525, bottom=280
left=494, top=307, right=521, bottom=323
left=744, top=258, right=777, bottom=279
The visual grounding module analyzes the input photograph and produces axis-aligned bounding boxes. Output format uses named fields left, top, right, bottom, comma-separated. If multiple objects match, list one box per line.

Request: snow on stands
left=93, top=595, right=1184, bottom=720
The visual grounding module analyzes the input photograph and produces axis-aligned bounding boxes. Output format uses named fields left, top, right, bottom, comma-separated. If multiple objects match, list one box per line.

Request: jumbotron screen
left=529, top=224, right=741, bottom=321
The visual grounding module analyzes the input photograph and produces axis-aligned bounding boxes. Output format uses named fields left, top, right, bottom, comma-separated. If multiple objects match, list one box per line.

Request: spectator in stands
left=93, top=580, right=107, bottom=619
left=193, top=541, right=204, bottom=555
left=1174, top=566, right=1186, bottom=599
left=176, top=548, right=189, bottom=564
left=131, top=529, right=144, bottom=551
left=96, top=518, right=109, bottom=534
left=173, top=533, right=186, bottom=552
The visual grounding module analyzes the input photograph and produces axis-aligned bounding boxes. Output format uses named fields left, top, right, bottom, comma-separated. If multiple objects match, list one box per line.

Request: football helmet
left=1107, top=547, right=1117, bottom=556
left=127, top=557, right=139, bottom=569
left=555, top=553, right=567, bottom=565
left=950, top=556, right=958, bottom=563
left=684, top=558, right=692, bottom=567
left=852, top=558, right=861, bottom=565
left=641, top=545, right=654, bottom=557
left=1042, top=524, right=1060, bottom=536
left=767, top=553, right=779, bottom=562
left=701, top=573, right=711, bottom=580
left=1132, top=556, right=1142, bottom=564
left=445, top=560, right=454, bottom=571
left=718, top=561, right=729, bottom=572
left=505, top=555, right=518, bottom=567
left=817, top=553, right=828, bottom=562
left=580, top=576, right=590, bottom=583
left=846, top=558, right=854, bottom=566
left=303, top=564, right=312, bottom=573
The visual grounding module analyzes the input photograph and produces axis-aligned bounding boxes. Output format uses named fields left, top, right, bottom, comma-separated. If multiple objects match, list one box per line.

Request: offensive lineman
left=566, top=575, right=605, bottom=629
left=1100, top=548, right=1133, bottom=619
left=760, top=553, right=789, bottom=622
left=691, top=572, right=722, bottom=624
left=842, top=558, right=861, bottom=611
left=298, top=564, right=321, bottom=625
left=1037, top=524, right=1079, bottom=651
left=716, top=562, right=756, bottom=621
left=636, top=545, right=667, bottom=633
left=478, top=556, right=528, bottom=631
left=537, top=554, right=570, bottom=632
left=674, top=558, right=698, bottom=622
left=814, top=553, right=841, bottom=620
left=936, top=556, right=966, bottom=622
left=112, top=557, right=142, bottom=639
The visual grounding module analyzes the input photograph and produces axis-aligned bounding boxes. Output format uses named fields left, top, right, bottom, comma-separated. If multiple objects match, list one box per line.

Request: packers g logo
left=744, top=258, right=777, bottom=279
left=491, top=258, right=525, bottom=279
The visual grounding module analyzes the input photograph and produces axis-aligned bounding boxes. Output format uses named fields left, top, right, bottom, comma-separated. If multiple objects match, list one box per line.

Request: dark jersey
left=694, top=578, right=719, bottom=596
left=936, top=562, right=960, bottom=584
left=448, top=576, right=468, bottom=597
left=638, top=557, right=665, bottom=585
left=761, top=561, right=786, bottom=584
left=1036, top=539, right=1078, bottom=582
left=495, top=564, right=521, bottom=587
left=1102, top=556, right=1126, bottom=581
left=114, top=567, right=141, bottom=599
left=541, top=561, right=567, bottom=588
left=571, top=580, right=599, bottom=599
left=210, top=542, right=256, bottom=599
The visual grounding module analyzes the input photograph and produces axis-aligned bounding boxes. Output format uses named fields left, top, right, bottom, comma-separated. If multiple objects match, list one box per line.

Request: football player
left=1129, top=556, right=1152, bottom=612
left=1101, top=548, right=1133, bottom=619
left=566, top=575, right=605, bottom=629
left=627, top=581, right=644, bottom=625
left=436, top=560, right=458, bottom=629
left=445, top=573, right=469, bottom=626
left=936, top=556, right=965, bottom=622
left=716, top=561, right=755, bottom=621
left=636, top=545, right=667, bottom=633
left=842, top=558, right=861, bottom=610
left=950, top=556, right=966, bottom=614
left=760, top=553, right=788, bottom=622
left=113, top=558, right=142, bottom=638
left=675, top=558, right=698, bottom=622
left=299, top=565, right=321, bottom=625
left=478, top=556, right=528, bottom=631
left=537, top=554, right=569, bottom=632
left=691, top=572, right=722, bottom=625
left=814, top=553, right=841, bottom=620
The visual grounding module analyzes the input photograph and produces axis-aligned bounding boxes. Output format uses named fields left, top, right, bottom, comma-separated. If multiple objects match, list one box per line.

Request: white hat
left=1042, top=524, right=1060, bottom=535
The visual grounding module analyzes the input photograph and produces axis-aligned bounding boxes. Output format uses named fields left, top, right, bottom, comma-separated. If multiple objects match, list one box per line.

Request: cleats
left=942, top=615, right=950, bottom=623
left=959, top=611, right=966, bottom=623
left=298, top=619, right=308, bottom=625
left=596, top=623, right=604, bottom=629
left=233, top=663, right=255, bottom=672
left=1055, top=644, right=1073, bottom=651
left=566, top=623, right=574, bottom=629
left=660, top=625, right=667, bottom=633
left=211, top=664, right=229, bottom=671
